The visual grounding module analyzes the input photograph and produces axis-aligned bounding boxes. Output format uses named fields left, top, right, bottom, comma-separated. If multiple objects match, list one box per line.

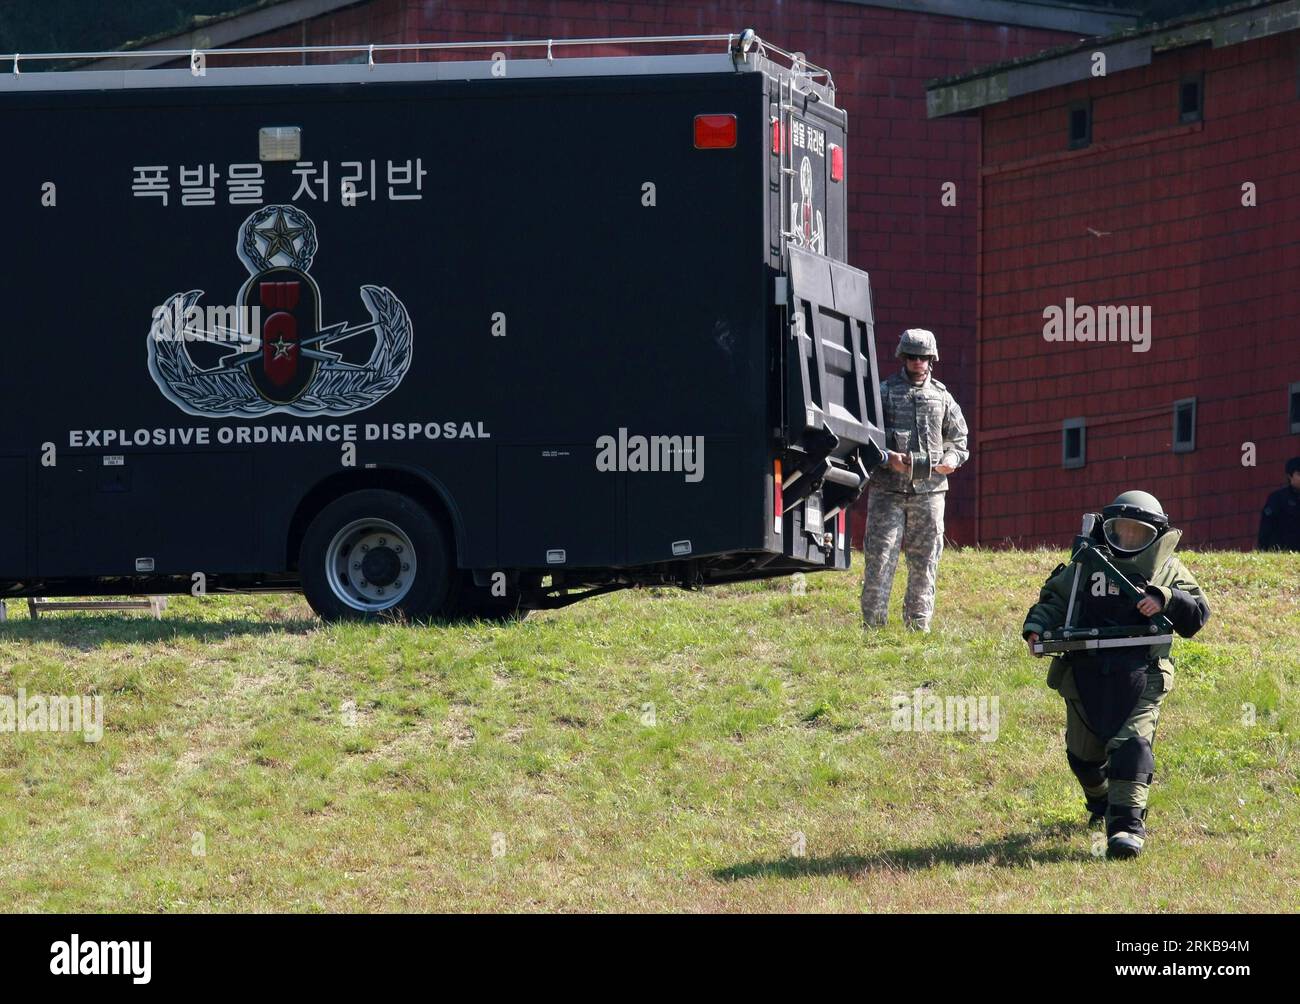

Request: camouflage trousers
left=860, top=488, right=945, bottom=631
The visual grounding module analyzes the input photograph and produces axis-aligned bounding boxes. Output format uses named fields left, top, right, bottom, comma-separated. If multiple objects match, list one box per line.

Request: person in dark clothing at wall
left=1257, top=457, right=1300, bottom=551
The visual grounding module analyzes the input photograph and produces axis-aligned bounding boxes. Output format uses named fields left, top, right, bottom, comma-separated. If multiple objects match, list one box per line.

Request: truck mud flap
left=783, top=245, right=885, bottom=515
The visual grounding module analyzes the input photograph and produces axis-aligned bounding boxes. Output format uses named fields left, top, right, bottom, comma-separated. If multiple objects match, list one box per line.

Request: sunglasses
left=902, top=353, right=931, bottom=361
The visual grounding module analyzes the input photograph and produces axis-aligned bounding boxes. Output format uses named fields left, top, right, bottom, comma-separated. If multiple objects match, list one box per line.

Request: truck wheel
left=300, top=490, right=454, bottom=622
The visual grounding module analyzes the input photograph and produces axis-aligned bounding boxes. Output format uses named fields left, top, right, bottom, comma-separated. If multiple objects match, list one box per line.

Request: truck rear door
left=768, top=68, right=885, bottom=563
left=784, top=243, right=883, bottom=479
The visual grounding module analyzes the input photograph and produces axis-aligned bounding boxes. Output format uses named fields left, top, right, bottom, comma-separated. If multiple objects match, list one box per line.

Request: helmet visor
left=1103, top=517, right=1158, bottom=553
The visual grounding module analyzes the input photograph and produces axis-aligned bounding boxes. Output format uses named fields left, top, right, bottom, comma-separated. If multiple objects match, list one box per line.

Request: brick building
left=929, top=0, right=1300, bottom=548
left=99, top=0, right=1136, bottom=546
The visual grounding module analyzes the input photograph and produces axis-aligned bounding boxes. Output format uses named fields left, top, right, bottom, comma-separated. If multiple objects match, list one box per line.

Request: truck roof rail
left=1, top=29, right=834, bottom=92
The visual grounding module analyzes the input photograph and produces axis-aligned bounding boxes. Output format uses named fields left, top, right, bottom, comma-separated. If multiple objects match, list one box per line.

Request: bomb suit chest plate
left=1074, top=565, right=1150, bottom=633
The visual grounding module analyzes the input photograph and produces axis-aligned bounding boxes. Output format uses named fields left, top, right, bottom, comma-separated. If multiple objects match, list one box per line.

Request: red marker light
left=830, top=143, right=844, bottom=182
left=695, top=113, right=737, bottom=149
left=771, top=119, right=781, bottom=154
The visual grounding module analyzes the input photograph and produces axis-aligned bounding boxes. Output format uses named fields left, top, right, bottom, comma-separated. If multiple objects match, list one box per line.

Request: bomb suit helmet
left=1101, top=490, right=1169, bottom=556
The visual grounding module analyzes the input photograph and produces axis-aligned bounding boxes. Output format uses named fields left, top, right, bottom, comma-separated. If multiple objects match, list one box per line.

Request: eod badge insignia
left=147, top=205, right=413, bottom=417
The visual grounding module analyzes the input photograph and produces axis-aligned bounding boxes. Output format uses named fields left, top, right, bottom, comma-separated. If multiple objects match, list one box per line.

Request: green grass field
left=1, top=548, right=1295, bottom=912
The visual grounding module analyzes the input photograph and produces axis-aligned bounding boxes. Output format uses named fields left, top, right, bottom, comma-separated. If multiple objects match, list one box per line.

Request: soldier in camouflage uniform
left=860, top=329, right=969, bottom=632
left=1023, top=491, right=1210, bottom=859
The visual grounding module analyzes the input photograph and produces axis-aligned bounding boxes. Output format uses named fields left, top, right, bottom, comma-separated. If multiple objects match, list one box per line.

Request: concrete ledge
left=837, top=0, right=1138, bottom=35
left=84, top=0, right=366, bottom=69
left=88, top=0, right=1138, bottom=72
left=928, top=0, right=1300, bottom=117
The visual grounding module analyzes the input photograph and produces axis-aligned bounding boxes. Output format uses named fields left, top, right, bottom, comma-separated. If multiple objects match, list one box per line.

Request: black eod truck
left=0, top=31, right=884, bottom=621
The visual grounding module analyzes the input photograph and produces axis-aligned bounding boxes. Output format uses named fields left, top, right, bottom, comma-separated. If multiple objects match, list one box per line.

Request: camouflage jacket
left=873, top=371, right=970, bottom=494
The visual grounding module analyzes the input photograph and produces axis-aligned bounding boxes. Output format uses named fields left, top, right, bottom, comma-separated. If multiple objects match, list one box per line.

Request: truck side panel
left=0, top=71, right=770, bottom=581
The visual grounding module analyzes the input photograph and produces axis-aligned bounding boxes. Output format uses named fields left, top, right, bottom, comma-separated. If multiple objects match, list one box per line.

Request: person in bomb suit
left=1023, top=491, right=1210, bottom=859
left=860, top=329, right=969, bottom=631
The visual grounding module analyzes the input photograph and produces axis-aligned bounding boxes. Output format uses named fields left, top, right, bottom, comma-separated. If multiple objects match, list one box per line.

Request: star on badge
left=256, top=210, right=305, bottom=262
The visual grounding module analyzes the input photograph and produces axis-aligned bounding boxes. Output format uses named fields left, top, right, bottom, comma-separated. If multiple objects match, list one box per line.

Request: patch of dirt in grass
left=442, top=706, right=476, bottom=750
left=364, top=719, right=439, bottom=761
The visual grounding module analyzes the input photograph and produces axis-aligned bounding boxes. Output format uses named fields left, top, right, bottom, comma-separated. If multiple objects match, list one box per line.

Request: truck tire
left=299, top=490, right=455, bottom=622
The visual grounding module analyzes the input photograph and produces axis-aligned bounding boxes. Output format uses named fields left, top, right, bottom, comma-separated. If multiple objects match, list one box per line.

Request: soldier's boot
left=901, top=590, right=935, bottom=632
left=1067, top=752, right=1109, bottom=825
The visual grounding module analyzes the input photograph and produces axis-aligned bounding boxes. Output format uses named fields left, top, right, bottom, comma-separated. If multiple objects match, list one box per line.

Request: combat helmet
left=1101, top=490, right=1169, bottom=555
left=896, top=328, right=938, bottom=362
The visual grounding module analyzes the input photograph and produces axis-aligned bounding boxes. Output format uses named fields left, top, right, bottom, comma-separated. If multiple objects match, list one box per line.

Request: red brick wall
left=208, top=0, right=1082, bottom=546
left=977, top=31, right=1300, bottom=549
